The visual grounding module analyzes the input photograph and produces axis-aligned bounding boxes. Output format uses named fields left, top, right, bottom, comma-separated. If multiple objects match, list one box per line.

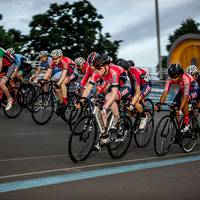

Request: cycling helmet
left=39, top=50, right=48, bottom=57
left=92, top=54, right=111, bottom=70
left=117, top=59, right=130, bottom=71
left=168, top=64, right=184, bottom=79
left=6, top=48, right=15, bottom=55
left=186, top=65, right=198, bottom=75
left=128, top=60, right=135, bottom=67
left=75, top=57, right=85, bottom=67
left=57, top=49, right=63, bottom=57
left=87, top=52, right=99, bottom=65
left=51, top=49, right=61, bottom=58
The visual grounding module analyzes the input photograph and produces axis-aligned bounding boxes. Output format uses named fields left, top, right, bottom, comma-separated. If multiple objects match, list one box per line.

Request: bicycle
left=121, top=97, right=154, bottom=148
left=68, top=95, right=133, bottom=163
left=31, top=80, right=78, bottom=125
left=154, top=102, right=199, bottom=156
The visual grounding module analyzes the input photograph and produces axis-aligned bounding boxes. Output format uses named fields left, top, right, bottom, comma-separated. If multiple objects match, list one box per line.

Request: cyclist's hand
left=178, top=110, right=183, bottom=116
left=75, top=103, right=81, bottom=109
left=127, top=104, right=135, bottom=111
left=155, top=103, right=161, bottom=112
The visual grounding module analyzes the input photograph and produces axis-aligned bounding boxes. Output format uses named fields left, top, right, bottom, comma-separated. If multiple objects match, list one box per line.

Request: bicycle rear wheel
left=107, top=115, right=133, bottom=159
left=68, top=115, right=97, bottom=163
left=31, top=92, right=54, bottom=125
left=180, top=115, right=197, bottom=153
left=134, top=111, right=154, bottom=147
left=154, top=115, right=175, bottom=156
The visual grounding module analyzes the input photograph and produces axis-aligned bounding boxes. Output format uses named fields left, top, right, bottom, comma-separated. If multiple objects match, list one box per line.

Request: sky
left=0, top=0, right=200, bottom=68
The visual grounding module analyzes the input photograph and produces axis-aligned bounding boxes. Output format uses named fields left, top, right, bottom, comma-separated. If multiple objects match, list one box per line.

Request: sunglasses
left=53, top=57, right=59, bottom=60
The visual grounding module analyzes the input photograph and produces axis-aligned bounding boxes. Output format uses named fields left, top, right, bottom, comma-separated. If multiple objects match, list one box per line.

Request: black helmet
left=117, top=59, right=130, bottom=71
left=92, top=54, right=111, bottom=69
left=128, top=60, right=135, bottom=67
left=168, top=64, right=184, bottom=79
left=87, top=52, right=99, bottom=65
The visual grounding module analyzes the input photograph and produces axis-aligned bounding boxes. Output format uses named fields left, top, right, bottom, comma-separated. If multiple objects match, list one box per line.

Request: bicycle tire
left=107, top=115, right=133, bottom=159
left=68, top=115, right=97, bottom=163
left=31, top=92, right=54, bottom=125
left=154, top=115, right=176, bottom=156
left=134, top=111, right=154, bottom=148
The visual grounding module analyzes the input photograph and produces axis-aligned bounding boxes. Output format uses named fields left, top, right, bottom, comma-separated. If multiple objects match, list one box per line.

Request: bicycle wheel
left=31, top=92, right=54, bottom=125
left=3, top=87, right=23, bottom=118
left=26, top=85, right=37, bottom=112
left=68, top=115, right=97, bottom=163
left=69, top=101, right=92, bottom=130
left=154, top=115, right=175, bottom=156
left=143, top=98, right=154, bottom=116
left=180, top=115, right=197, bottom=153
left=107, top=115, right=133, bottom=159
left=134, top=111, right=154, bottom=147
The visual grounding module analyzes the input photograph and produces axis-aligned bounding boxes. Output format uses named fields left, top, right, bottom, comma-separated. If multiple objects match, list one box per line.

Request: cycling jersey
left=164, top=73, right=195, bottom=96
left=90, top=64, right=126, bottom=87
left=49, top=56, right=77, bottom=75
left=129, top=66, right=150, bottom=87
left=0, top=47, right=14, bottom=68
left=39, top=56, right=60, bottom=75
left=81, top=62, right=89, bottom=74
left=80, top=64, right=94, bottom=87
left=195, top=72, right=200, bottom=86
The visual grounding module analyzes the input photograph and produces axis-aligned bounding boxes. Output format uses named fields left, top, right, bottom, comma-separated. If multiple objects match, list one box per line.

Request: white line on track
left=0, top=154, right=66, bottom=162
left=0, top=151, right=200, bottom=179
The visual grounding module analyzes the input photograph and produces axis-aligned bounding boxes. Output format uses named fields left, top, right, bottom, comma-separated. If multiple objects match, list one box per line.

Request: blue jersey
left=39, top=56, right=60, bottom=75
left=14, top=54, right=32, bottom=70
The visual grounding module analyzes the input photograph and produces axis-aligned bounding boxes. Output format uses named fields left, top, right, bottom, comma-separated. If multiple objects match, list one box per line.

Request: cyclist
left=0, top=47, right=15, bottom=110
left=7, top=48, right=32, bottom=82
left=118, top=59, right=152, bottom=130
left=30, top=50, right=61, bottom=83
left=155, top=64, right=199, bottom=132
left=43, top=49, right=78, bottom=106
left=77, top=53, right=98, bottom=90
left=185, top=64, right=200, bottom=109
left=75, top=57, right=88, bottom=74
left=81, top=53, right=128, bottom=143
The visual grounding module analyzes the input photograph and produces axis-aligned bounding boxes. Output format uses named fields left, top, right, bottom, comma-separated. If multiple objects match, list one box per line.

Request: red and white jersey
left=129, top=66, right=149, bottom=86
left=80, top=64, right=94, bottom=87
left=164, top=73, right=195, bottom=96
left=90, top=64, right=126, bottom=87
left=49, top=56, right=76, bottom=74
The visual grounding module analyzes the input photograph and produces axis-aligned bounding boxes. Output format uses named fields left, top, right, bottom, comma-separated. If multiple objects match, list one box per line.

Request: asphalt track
left=0, top=110, right=200, bottom=200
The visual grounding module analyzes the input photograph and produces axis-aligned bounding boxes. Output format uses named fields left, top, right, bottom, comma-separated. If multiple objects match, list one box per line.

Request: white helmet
left=186, top=65, right=198, bottom=75
left=75, top=57, right=85, bottom=67
left=39, top=50, right=48, bottom=57
left=51, top=49, right=62, bottom=58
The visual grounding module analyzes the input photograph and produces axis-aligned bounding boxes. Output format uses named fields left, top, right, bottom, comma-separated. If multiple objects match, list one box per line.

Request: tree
left=0, top=14, right=28, bottom=52
left=27, top=0, right=121, bottom=61
left=166, top=18, right=200, bottom=51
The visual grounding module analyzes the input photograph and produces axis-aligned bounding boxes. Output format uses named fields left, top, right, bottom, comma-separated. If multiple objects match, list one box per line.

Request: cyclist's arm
left=57, top=69, right=67, bottom=86
left=35, top=66, right=41, bottom=76
left=43, top=68, right=52, bottom=80
left=82, top=82, right=93, bottom=98
left=0, top=58, right=3, bottom=73
left=131, top=85, right=141, bottom=105
left=159, top=90, right=168, bottom=103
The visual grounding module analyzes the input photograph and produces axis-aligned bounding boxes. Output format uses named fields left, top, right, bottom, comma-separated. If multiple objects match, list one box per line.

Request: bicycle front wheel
left=31, top=92, right=54, bottom=125
left=154, top=115, right=175, bottom=156
left=68, top=115, right=97, bottom=163
left=107, top=115, right=133, bottom=159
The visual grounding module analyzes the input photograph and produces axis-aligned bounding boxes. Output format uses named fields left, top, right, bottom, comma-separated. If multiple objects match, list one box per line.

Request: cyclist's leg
left=1, top=64, right=15, bottom=110
left=136, top=82, right=152, bottom=129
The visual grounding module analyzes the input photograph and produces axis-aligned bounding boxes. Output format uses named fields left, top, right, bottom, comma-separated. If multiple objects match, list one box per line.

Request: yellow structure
left=167, top=34, right=200, bottom=69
